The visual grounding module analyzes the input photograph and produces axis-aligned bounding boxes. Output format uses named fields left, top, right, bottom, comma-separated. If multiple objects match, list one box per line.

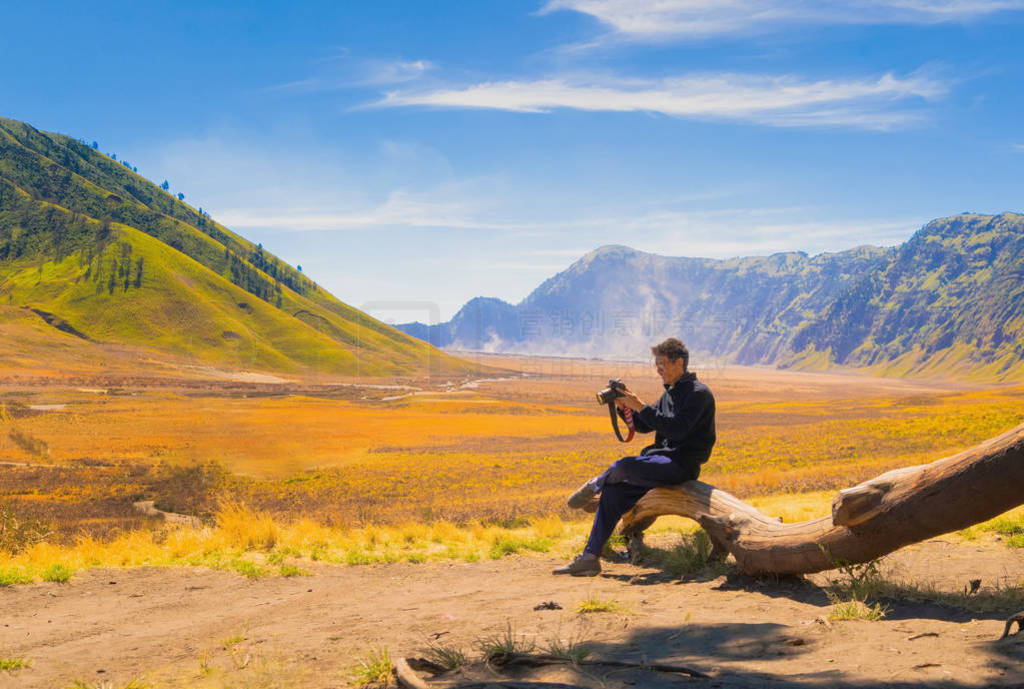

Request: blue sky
left=4, top=1, right=1024, bottom=321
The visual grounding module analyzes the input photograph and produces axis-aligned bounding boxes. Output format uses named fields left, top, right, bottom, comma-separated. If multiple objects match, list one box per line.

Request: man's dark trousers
left=583, top=455, right=699, bottom=557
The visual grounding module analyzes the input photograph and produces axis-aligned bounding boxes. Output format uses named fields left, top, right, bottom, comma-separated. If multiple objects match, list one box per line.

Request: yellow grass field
left=3, top=355, right=1023, bottom=540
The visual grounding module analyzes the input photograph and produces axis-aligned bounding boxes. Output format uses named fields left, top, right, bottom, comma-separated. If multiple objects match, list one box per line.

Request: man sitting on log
left=554, top=337, right=716, bottom=576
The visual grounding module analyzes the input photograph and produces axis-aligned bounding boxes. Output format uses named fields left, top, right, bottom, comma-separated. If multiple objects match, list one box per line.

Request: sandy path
left=1, top=540, right=1022, bottom=688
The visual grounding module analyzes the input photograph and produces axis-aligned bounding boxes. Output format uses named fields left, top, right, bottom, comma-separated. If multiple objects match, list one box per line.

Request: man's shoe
left=552, top=554, right=601, bottom=577
left=567, top=478, right=599, bottom=509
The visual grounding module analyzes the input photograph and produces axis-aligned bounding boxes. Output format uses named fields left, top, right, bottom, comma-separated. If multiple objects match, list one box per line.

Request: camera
left=596, top=378, right=627, bottom=405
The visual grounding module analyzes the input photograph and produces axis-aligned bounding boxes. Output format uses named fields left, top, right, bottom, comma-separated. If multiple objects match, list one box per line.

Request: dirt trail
left=1, top=538, right=1022, bottom=688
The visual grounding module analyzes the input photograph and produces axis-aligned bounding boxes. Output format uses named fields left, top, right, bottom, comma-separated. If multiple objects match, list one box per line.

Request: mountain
left=789, top=213, right=1024, bottom=379
left=0, top=116, right=471, bottom=377
left=401, top=297, right=521, bottom=351
left=398, top=213, right=1024, bottom=380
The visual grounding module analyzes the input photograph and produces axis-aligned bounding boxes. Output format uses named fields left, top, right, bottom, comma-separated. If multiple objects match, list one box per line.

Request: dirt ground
left=1, top=537, right=1022, bottom=689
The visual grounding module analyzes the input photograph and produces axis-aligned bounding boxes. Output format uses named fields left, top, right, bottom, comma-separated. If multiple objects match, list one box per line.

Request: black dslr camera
left=596, top=378, right=627, bottom=405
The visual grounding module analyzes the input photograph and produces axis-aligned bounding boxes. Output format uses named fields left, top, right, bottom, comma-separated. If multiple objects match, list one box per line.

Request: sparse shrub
left=825, top=557, right=888, bottom=620
left=0, top=657, right=31, bottom=671
left=345, top=550, right=373, bottom=565
left=827, top=597, right=888, bottom=621
left=42, top=563, right=73, bottom=583
left=229, top=558, right=266, bottom=579
left=64, top=680, right=149, bottom=688
left=217, top=503, right=279, bottom=551
left=352, top=646, right=393, bottom=687
left=221, top=635, right=245, bottom=650
left=0, top=567, right=34, bottom=587
left=599, top=533, right=627, bottom=560
left=956, top=525, right=980, bottom=541
left=652, top=530, right=723, bottom=578
left=197, top=650, right=213, bottom=675
left=984, top=514, right=1024, bottom=547
left=150, top=462, right=229, bottom=518
left=477, top=621, right=535, bottom=661
left=278, top=564, right=308, bottom=577
left=867, top=576, right=1024, bottom=613
left=483, top=515, right=530, bottom=529
left=0, top=506, right=49, bottom=554
left=827, top=558, right=884, bottom=601
left=487, top=537, right=551, bottom=559
left=421, top=639, right=468, bottom=670
left=543, top=628, right=592, bottom=663
left=7, top=427, right=49, bottom=459
left=574, top=597, right=625, bottom=614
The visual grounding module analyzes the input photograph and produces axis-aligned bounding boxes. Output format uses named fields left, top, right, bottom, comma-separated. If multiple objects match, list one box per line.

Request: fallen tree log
left=619, top=421, right=1024, bottom=575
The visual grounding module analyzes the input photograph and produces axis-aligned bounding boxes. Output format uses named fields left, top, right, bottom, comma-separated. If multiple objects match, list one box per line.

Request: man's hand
left=615, top=389, right=645, bottom=412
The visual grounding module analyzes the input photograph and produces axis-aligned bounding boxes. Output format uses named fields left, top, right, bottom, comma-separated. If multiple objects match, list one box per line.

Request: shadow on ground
left=415, top=620, right=1024, bottom=688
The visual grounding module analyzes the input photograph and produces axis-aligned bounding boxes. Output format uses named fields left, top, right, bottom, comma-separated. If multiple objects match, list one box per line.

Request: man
left=553, top=337, right=716, bottom=576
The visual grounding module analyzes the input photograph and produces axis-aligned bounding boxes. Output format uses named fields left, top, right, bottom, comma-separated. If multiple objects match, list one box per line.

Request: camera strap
left=607, top=402, right=635, bottom=442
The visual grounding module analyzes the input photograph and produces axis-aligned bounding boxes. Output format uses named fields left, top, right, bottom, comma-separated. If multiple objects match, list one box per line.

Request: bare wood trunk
left=619, top=422, right=1024, bottom=575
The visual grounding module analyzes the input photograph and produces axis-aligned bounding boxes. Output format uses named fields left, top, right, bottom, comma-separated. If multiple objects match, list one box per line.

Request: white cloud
left=219, top=191, right=922, bottom=264
left=466, top=262, right=579, bottom=272
left=219, top=190, right=493, bottom=231
left=541, top=0, right=1024, bottom=40
left=362, top=59, right=434, bottom=85
left=267, top=57, right=434, bottom=94
left=575, top=207, right=924, bottom=257
left=373, top=71, right=946, bottom=130
left=1013, top=143, right=1024, bottom=152
left=522, top=248, right=599, bottom=257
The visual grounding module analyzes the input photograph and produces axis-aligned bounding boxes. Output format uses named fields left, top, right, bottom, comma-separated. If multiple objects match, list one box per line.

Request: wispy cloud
left=267, top=57, right=433, bottom=94
left=218, top=191, right=921, bottom=260
left=541, top=0, right=1024, bottom=41
left=360, top=59, right=434, bottom=85
left=372, top=71, right=946, bottom=130
left=578, top=207, right=924, bottom=256
left=219, top=190, right=508, bottom=231
left=1013, top=143, right=1024, bottom=152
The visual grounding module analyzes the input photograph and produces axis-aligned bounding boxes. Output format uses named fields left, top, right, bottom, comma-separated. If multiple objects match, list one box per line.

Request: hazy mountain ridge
left=399, top=213, right=1024, bottom=380
left=0, top=116, right=470, bottom=376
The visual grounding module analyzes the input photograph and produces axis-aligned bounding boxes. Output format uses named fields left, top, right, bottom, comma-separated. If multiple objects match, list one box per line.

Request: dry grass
left=1, top=361, right=1022, bottom=578
left=0, top=657, right=31, bottom=671
left=574, top=597, right=627, bottom=614
left=5, top=384, right=1022, bottom=532
left=350, top=646, right=393, bottom=688
left=827, top=598, right=889, bottom=621
left=0, top=504, right=590, bottom=583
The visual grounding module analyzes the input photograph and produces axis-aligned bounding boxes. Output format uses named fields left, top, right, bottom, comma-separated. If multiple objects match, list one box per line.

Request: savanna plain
left=1, top=352, right=1023, bottom=688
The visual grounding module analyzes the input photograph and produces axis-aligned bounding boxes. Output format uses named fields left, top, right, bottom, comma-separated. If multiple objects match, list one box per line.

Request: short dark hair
left=651, top=338, right=689, bottom=369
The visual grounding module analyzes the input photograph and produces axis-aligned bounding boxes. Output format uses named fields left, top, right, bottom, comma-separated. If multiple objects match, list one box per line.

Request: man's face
left=655, top=355, right=687, bottom=385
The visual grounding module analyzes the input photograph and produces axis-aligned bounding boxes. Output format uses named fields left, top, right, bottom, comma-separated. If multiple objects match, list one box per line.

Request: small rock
left=533, top=601, right=562, bottom=610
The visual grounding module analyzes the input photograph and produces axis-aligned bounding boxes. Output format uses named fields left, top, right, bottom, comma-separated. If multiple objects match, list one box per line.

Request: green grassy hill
left=788, top=212, right=1024, bottom=381
left=0, top=116, right=471, bottom=376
